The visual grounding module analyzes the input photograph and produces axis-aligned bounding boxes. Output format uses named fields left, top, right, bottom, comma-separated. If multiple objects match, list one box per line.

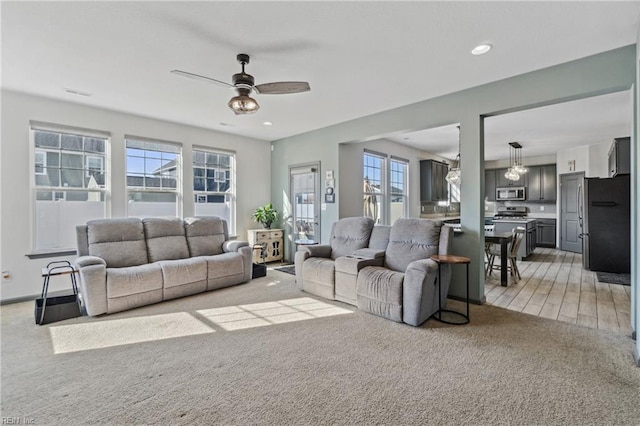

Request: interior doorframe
left=559, top=171, right=585, bottom=253
left=288, top=161, right=321, bottom=263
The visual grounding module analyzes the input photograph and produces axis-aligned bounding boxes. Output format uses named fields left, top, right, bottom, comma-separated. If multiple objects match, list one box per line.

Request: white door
left=289, top=163, right=320, bottom=261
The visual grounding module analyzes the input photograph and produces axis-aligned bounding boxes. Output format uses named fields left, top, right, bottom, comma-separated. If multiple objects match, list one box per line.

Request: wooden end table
left=430, top=254, right=471, bottom=325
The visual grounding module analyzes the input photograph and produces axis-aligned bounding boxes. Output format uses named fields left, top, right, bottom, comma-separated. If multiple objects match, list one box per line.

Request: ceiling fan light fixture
left=228, top=94, right=259, bottom=115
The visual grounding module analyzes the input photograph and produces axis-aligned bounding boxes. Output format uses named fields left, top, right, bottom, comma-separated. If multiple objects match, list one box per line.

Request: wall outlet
left=540, top=206, right=545, bottom=211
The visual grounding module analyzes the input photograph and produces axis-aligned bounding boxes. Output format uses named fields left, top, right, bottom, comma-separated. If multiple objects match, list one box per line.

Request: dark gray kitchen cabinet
left=608, top=137, right=630, bottom=177
left=527, top=164, right=556, bottom=202
left=495, top=168, right=526, bottom=188
left=536, top=219, right=556, bottom=248
left=420, top=160, right=449, bottom=202
left=485, top=169, right=496, bottom=201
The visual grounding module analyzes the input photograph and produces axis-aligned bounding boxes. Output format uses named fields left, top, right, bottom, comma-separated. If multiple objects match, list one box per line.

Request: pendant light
left=445, top=126, right=461, bottom=185
left=505, top=142, right=526, bottom=181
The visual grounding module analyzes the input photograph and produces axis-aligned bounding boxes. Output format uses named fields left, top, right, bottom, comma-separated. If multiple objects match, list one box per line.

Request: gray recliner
left=294, top=217, right=375, bottom=299
left=356, top=218, right=453, bottom=326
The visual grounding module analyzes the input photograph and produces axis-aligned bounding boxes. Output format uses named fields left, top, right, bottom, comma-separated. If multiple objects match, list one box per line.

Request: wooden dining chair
left=485, top=227, right=526, bottom=281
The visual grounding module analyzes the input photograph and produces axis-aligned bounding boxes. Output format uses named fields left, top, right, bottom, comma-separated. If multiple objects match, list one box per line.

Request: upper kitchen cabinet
left=485, top=169, right=496, bottom=201
left=608, top=137, right=630, bottom=177
left=495, top=168, right=527, bottom=188
left=420, top=159, right=449, bottom=202
left=527, top=164, right=556, bottom=202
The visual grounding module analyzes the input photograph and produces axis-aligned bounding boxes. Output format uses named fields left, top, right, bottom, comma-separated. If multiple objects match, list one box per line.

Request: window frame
left=192, top=147, right=236, bottom=235
left=30, top=123, right=110, bottom=253
left=363, top=151, right=387, bottom=225
left=125, top=137, right=183, bottom=218
left=389, top=157, right=409, bottom=222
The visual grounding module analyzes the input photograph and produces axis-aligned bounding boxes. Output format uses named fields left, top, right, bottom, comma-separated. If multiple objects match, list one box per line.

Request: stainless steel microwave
left=496, top=186, right=526, bottom=201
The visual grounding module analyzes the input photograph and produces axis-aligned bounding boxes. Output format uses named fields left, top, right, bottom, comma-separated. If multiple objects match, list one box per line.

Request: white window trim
left=34, top=150, right=47, bottom=175
left=125, top=138, right=183, bottom=218
left=85, top=155, right=104, bottom=177
left=192, top=148, right=236, bottom=235
left=29, top=124, right=111, bottom=254
left=363, top=151, right=387, bottom=224
left=389, top=158, right=409, bottom=220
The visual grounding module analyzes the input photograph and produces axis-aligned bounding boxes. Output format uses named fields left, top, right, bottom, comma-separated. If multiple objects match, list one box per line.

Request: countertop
left=492, top=218, right=538, bottom=223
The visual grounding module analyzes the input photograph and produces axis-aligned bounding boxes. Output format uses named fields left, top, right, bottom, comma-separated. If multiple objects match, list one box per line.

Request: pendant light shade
left=445, top=126, right=462, bottom=185
left=228, top=94, right=259, bottom=115
left=505, top=142, right=527, bottom=181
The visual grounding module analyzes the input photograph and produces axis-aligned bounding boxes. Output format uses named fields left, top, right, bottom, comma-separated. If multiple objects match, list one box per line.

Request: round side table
left=294, top=239, right=318, bottom=251
left=430, top=254, right=471, bottom=325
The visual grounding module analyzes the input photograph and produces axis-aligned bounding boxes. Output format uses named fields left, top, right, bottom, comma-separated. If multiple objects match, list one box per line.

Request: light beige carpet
left=2, top=271, right=639, bottom=425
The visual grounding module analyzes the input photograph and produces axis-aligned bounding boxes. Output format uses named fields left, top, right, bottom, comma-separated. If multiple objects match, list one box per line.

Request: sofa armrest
left=352, top=248, right=385, bottom=259
left=300, top=244, right=332, bottom=258
left=75, top=255, right=107, bottom=268
left=223, top=240, right=249, bottom=253
left=294, top=250, right=312, bottom=290
left=402, top=258, right=451, bottom=326
left=75, top=260, right=108, bottom=317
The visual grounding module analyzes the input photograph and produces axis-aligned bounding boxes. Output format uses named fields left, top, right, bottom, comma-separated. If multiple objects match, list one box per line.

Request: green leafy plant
left=252, top=203, right=278, bottom=229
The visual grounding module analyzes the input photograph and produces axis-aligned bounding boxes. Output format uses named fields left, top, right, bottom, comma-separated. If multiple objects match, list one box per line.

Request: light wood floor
left=485, top=248, right=632, bottom=336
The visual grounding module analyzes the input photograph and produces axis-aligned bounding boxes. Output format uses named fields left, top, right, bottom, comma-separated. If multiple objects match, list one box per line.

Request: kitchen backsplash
left=486, top=200, right=558, bottom=218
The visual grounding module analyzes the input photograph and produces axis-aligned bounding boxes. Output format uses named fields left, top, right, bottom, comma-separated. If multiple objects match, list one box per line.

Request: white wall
left=556, top=141, right=610, bottom=178
left=0, top=90, right=271, bottom=301
left=338, top=138, right=451, bottom=220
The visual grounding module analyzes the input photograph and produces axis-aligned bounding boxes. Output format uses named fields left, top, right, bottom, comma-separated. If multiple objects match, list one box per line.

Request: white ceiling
left=2, top=1, right=639, bottom=160
left=388, top=90, right=633, bottom=161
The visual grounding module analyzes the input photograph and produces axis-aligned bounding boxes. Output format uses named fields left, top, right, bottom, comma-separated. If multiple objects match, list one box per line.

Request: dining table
left=484, top=231, right=513, bottom=286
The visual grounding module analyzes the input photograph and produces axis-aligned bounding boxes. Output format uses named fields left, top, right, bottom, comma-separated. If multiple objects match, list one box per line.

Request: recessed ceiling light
left=219, top=122, right=235, bottom=127
left=471, top=44, right=492, bottom=55
left=263, top=121, right=273, bottom=126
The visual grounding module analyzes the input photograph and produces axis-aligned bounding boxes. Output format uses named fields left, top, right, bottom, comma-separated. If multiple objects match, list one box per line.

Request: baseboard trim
left=1, top=290, right=71, bottom=306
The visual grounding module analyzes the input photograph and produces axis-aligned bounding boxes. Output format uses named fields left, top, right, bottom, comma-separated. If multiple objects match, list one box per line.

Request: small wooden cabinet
left=608, top=137, right=630, bottom=177
left=420, top=160, right=449, bottom=202
left=527, top=164, right=557, bottom=202
left=495, top=168, right=527, bottom=188
left=247, top=229, right=284, bottom=263
left=536, top=219, right=556, bottom=248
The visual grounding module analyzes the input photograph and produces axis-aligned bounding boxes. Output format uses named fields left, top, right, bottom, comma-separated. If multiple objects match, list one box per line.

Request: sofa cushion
left=184, top=217, right=227, bottom=257
left=330, top=217, right=375, bottom=260
left=356, top=266, right=404, bottom=322
left=203, top=252, right=245, bottom=290
left=88, top=218, right=148, bottom=268
left=384, top=219, right=442, bottom=272
left=106, top=263, right=163, bottom=299
left=158, top=257, right=208, bottom=288
left=301, top=257, right=336, bottom=299
left=143, top=217, right=190, bottom=262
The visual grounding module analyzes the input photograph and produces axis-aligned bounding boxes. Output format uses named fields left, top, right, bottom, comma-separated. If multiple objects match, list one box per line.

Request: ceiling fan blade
left=170, top=70, right=233, bottom=89
left=254, top=81, right=310, bottom=95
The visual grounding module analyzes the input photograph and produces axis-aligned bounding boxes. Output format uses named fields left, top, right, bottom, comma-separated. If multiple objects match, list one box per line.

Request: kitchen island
left=493, top=219, right=537, bottom=260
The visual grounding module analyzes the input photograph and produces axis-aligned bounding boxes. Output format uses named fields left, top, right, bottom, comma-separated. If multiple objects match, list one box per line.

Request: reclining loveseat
left=295, top=217, right=453, bottom=326
left=75, top=216, right=252, bottom=316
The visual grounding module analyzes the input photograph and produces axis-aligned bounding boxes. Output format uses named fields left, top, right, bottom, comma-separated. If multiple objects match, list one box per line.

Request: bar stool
left=430, top=254, right=471, bottom=325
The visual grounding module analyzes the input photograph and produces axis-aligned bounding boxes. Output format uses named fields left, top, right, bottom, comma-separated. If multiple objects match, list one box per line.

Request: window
left=389, top=158, right=408, bottom=223
left=126, top=138, right=181, bottom=218
left=363, top=152, right=385, bottom=224
left=193, top=148, right=235, bottom=234
left=363, top=151, right=409, bottom=225
left=31, top=126, right=109, bottom=251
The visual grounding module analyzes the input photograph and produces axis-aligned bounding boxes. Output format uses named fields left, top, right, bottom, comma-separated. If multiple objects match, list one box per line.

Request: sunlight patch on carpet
left=197, top=297, right=353, bottom=331
left=49, top=312, right=215, bottom=354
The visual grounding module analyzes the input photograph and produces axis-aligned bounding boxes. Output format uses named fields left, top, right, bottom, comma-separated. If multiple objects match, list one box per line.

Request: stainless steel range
left=493, top=206, right=528, bottom=220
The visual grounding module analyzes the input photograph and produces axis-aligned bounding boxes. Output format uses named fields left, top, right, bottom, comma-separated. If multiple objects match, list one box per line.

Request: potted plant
left=252, top=203, right=278, bottom=229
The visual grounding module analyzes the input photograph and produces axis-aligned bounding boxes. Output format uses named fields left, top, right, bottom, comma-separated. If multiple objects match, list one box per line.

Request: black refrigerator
left=579, top=175, right=630, bottom=273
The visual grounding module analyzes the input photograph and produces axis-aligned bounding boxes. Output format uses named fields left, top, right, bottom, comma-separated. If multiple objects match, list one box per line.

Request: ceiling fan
left=171, top=53, right=311, bottom=115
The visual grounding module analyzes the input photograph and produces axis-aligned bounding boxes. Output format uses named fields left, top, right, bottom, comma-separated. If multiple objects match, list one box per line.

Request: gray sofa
left=295, top=217, right=453, bottom=326
left=75, top=216, right=252, bottom=316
